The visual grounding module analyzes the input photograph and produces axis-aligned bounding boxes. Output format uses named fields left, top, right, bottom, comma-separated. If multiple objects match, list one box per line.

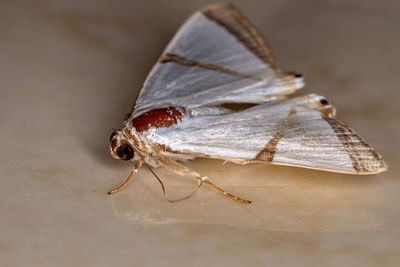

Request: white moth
left=108, top=3, right=387, bottom=203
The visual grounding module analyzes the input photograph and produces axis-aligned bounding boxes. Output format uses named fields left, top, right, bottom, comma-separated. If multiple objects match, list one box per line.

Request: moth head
left=109, top=129, right=135, bottom=161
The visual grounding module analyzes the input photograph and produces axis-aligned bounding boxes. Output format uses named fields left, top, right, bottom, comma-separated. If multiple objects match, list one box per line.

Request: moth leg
left=147, top=164, right=203, bottom=203
left=108, top=160, right=143, bottom=195
left=158, top=156, right=252, bottom=204
left=200, top=176, right=252, bottom=204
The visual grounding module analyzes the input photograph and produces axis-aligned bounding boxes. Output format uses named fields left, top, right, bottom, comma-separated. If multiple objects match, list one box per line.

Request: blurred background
left=1, top=0, right=399, bottom=266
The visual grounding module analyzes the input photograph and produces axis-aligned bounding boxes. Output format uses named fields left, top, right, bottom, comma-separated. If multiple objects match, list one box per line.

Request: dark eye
left=116, top=144, right=134, bottom=160
left=110, top=131, right=117, bottom=142
left=320, top=99, right=329, bottom=105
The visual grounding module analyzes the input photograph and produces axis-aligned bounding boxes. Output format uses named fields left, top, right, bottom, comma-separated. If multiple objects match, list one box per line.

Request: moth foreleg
left=108, top=160, right=143, bottom=194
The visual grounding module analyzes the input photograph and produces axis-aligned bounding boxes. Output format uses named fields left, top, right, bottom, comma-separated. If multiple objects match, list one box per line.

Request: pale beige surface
left=1, top=0, right=399, bottom=266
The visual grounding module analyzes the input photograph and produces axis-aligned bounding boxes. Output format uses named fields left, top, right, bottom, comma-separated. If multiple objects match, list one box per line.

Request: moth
left=108, top=3, right=387, bottom=203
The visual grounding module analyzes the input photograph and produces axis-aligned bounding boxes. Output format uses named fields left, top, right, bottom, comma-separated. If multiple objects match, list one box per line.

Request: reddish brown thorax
left=131, top=107, right=184, bottom=132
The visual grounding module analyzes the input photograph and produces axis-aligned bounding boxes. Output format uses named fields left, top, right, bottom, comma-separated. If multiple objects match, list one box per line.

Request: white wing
left=133, top=3, right=304, bottom=117
left=144, top=94, right=387, bottom=174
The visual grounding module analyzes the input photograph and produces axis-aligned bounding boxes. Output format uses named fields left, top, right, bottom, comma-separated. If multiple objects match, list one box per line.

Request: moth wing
left=147, top=94, right=387, bottom=174
left=133, top=3, right=303, bottom=117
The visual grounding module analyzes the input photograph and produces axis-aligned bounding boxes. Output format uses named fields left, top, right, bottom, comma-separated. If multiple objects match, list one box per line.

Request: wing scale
left=143, top=95, right=386, bottom=174
left=133, top=3, right=303, bottom=117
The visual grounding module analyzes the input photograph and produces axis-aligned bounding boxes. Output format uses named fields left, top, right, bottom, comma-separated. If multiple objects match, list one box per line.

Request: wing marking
left=160, top=53, right=262, bottom=81
left=323, top=117, right=386, bottom=173
left=253, top=107, right=297, bottom=162
left=201, top=3, right=275, bottom=66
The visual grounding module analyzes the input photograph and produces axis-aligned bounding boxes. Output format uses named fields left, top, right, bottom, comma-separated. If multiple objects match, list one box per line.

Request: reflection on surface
left=109, top=158, right=385, bottom=232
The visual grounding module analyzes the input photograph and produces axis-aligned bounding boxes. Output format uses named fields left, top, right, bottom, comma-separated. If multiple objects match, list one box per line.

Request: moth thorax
left=131, top=107, right=184, bottom=132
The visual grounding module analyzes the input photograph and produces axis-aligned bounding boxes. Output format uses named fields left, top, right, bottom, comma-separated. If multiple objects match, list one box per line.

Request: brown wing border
left=201, top=2, right=275, bottom=67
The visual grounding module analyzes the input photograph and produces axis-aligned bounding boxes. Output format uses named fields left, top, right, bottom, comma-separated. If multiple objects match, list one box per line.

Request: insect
left=108, top=3, right=387, bottom=203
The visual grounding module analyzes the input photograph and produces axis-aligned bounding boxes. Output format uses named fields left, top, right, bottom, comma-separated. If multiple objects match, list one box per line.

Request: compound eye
left=320, top=98, right=329, bottom=105
left=116, top=144, right=134, bottom=161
